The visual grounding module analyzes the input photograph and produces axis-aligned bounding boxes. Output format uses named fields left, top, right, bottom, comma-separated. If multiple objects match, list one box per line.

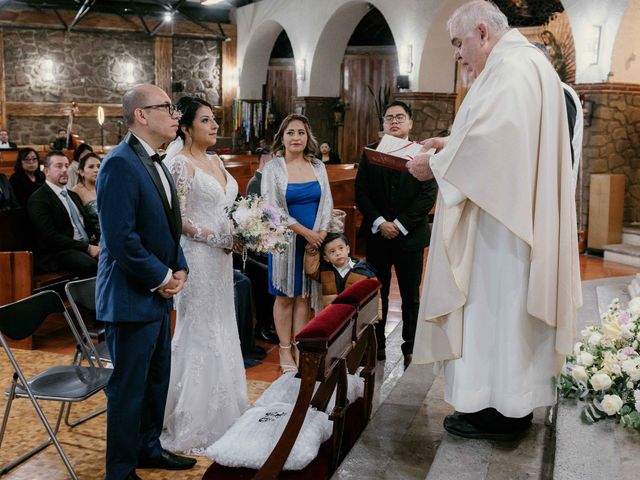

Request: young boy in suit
left=305, top=232, right=376, bottom=309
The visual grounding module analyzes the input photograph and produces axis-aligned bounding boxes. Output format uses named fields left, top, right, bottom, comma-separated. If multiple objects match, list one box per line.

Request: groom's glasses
left=140, top=103, right=182, bottom=118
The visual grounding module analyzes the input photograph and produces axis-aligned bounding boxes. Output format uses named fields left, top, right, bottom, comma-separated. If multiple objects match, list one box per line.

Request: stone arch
left=417, top=0, right=468, bottom=93
left=238, top=19, right=288, bottom=100
left=307, top=1, right=370, bottom=97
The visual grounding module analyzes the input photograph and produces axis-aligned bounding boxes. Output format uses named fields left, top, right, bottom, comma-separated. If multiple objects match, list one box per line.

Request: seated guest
left=305, top=232, right=377, bottom=309
left=318, top=141, right=341, bottom=164
left=51, top=128, right=70, bottom=150
left=27, top=150, right=99, bottom=277
left=240, top=154, right=279, bottom=344
left=233, top=270, right=267, bottom=368
left=0, top=129, right=17, bottom=149
left=68, top=143, right=94, bottom=189
left=70, top=152, right=101, bottom=238
left=0, top=173, right=20, bottom=210
left=10, top=148, right=45, bottom=207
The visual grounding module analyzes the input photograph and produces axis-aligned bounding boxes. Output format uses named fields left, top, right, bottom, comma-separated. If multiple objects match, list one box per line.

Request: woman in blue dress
left=261, top=114, right=333, bottom=373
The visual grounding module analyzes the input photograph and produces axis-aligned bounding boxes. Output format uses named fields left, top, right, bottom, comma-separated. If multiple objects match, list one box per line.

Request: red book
left=363, top=147, right=409, bottom=172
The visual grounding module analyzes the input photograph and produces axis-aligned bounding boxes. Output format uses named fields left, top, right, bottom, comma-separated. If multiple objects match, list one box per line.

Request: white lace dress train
left=161, top=154, right=248, bottom=453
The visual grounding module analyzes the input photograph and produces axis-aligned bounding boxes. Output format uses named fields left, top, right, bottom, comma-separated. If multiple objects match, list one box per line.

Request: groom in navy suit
left=96, top=84, right=194, bottom=480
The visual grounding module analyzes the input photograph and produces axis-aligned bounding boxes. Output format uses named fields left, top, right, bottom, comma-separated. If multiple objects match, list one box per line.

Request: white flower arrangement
left=226, top=195, right=291, bottom=258
left=558, top=297, right=640, bottom=430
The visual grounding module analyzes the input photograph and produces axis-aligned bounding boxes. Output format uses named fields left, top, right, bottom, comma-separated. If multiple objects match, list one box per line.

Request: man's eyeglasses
left=140, top=103, right=182, bottom=117
left=383, top=114, right=408, bottom=124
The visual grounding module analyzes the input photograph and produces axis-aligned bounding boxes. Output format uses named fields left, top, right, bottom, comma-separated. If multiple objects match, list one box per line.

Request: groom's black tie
left=151, top=153, right=166, bottom=163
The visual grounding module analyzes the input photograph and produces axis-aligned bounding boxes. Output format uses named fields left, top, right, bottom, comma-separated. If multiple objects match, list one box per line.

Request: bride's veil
left=163, top=136, right=184, bottom=169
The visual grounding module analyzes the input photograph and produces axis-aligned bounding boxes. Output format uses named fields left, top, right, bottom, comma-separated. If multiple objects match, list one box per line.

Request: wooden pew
left=203, top=279, right=381, bottom=480
left=0, top=208, right=76, bottom=349
left=327, top=165, right=358, bottom=251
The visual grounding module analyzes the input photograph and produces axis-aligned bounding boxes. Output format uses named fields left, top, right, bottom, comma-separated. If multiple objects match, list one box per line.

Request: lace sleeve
left=168, top=156, right=233, bottom=250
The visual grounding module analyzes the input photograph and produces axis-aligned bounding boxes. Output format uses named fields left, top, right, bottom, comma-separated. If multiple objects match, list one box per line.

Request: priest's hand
left=407, top=151, right=434, bottom=181
left=419, top=137, right=447, bottom=152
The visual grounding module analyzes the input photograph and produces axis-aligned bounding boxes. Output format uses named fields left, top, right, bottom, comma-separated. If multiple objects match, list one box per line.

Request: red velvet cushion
left=295, top=304, right=356, bottom=342
left=332, top=279, right=381, bottom=307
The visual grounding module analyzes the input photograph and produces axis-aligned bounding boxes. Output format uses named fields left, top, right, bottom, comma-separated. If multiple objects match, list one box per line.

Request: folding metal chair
left=0, top=290, right=112, bottom=479
left=64, top=276, right=111, bottom=427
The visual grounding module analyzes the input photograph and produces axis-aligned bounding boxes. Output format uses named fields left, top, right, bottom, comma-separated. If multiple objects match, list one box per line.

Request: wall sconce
left=398, top=44, right=413, bottom=75
left=41, top=58, right=55, bottom=81
left=580, top=94, right=595, bottom=127
left=125, top=62, right=135, bottom=84
left=296, top=58, right=306, bottom=81
left=584, top=25, right=601, bottom=65
left=223, top=67, right=239, bottom=92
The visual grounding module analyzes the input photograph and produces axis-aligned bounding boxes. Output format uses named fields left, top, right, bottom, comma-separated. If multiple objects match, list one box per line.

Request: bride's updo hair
left=175, top=96, right=213, bottom=141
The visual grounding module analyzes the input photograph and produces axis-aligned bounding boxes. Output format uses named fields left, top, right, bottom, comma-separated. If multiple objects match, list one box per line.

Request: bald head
left=122, top=84, right=180, bottom=149
left=123, top=84, right=165, bottom=127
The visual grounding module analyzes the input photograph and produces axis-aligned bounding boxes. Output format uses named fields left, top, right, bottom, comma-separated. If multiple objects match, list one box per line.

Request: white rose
left=578, top=352, right=594, bottom=367
left=622, top=359, right=640, bottom=381
left=627, top=381, right=635, bottom=389
left=600, top=394, right=623, bottom=416
left=571, top=365, right=589, bottom=383
left=628, top=297, right=640, bottom=315
left=590, top=372, right=613, bottom=391
left=588, top=332, right=603, bottom=346
left=634, top=390, right=640, bottom=412
left=573, top=342, right=584, bottom=356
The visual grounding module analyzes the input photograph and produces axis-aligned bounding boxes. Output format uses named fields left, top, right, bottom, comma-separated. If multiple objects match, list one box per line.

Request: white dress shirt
left=334, top=259, right=355, bottom=279
left=46, top=180, right=86, bottom=241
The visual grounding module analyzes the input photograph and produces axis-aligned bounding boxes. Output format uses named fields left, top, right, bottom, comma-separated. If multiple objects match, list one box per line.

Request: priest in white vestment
left=406, top=0, right=582, bottom=440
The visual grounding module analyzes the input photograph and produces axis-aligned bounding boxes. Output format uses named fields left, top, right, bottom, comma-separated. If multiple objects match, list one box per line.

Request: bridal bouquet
left=226, top=195, right=290, bottom=256
left=558, top=296, right=640, bottom=431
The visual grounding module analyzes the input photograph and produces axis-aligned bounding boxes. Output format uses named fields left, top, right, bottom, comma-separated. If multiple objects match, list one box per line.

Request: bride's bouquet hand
left=226, top=195, right=291, bottom=255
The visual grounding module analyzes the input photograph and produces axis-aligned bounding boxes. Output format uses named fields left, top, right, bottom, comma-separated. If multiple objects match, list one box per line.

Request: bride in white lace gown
left=161, top=96, right=248, bottom=453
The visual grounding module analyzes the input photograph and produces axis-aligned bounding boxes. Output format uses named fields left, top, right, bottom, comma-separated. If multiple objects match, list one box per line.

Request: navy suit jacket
left=96, top=134, right=187, bottom=323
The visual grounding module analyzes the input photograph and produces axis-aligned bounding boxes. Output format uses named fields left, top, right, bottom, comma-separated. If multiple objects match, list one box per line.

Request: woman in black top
left=9, top=148, right=45, bottom=207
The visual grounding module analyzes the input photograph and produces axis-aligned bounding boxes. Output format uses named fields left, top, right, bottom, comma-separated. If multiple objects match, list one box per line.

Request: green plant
left=367, top=84, right=391, bottom=129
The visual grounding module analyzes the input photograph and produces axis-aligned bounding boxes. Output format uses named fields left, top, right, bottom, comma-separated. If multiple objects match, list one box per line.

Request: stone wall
left=393, top=92, right=456, bottom=140
left=4, top=29, right=155, bottom=103
left=575, top=83, right=640, bottom=227
left=7, top=116, right=123, bottom=148
left=172, top=38, right=222, bottom=105
left=3, top=28, right=223, bottom=146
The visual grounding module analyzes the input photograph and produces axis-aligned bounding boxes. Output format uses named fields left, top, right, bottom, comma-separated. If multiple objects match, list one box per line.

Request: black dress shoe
left=443, top=409, right=532, bottom=441
left=376, top=348, right=386, bottom=361
left=137, top=450, right=197, bottom=470
left=403, top=353, right=412, bottom=369
left=257, top=326, right=279, bottom=344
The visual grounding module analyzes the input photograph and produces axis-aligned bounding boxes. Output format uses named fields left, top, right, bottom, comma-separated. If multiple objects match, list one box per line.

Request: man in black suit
left=0, top=129, right=17, bottom=149
left=27, top=150, right=99, bottom=277
left=355, top=100, right=437, bottom=368
left=0, top=173, right=20, bottom=210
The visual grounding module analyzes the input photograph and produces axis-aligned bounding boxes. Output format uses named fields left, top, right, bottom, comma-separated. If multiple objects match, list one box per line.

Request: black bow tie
left=151, top=153, right=166, bottom=164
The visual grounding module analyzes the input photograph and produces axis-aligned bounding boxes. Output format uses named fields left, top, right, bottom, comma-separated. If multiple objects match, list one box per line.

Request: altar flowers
left=558, top=297, right=640, bottom=430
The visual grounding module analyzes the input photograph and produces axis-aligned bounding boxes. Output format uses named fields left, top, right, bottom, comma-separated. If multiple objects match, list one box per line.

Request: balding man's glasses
left=140, top=103, right=182, bottom=117
left=383, top=114, right=407, bottom=124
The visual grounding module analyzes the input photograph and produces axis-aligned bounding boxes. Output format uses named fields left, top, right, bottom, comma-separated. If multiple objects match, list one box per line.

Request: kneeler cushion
left=332, top=278, right=381, bottom=307
left=254, top=371, right=365, bottom=413
left=296, top=303, right=356, bottom=342
left=205, top=402, right=332, bottom=471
